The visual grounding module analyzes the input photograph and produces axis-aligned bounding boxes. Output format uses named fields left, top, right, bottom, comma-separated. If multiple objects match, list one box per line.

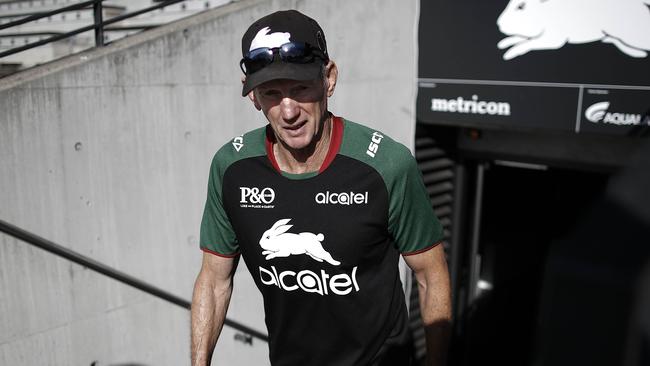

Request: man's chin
left=277, top=133, right=315, bottom=150
left=282, top=139, right=311, bottom=151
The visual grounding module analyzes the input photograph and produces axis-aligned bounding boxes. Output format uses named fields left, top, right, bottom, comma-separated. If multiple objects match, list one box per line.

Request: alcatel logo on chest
left=315, top=191, right=369, bottom=205
left=257, top=219, right=360, bottom=296
left=239, top=187, right=276, bottom=208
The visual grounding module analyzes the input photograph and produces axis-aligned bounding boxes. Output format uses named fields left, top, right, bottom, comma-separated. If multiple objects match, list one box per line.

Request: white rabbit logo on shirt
left=497, top=0, right=650, bottom=60
left=259, top=219, right=341, bottom=266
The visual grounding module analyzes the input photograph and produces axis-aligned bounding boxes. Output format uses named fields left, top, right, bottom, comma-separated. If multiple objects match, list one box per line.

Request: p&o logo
left=239, top=187, right=275, bottom=209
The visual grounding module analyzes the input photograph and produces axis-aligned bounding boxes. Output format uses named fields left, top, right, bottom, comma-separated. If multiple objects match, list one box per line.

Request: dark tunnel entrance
left=457, top=162, right=610, bottom=366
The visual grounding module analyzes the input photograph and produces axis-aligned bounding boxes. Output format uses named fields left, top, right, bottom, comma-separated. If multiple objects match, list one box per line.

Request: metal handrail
left=0, top=0, right=97, bottom=30
left=0, top=0, right=186, bottom=59
left=0, top=219, right=269, bottom=343
left=0, top=32, right=65, bottom=37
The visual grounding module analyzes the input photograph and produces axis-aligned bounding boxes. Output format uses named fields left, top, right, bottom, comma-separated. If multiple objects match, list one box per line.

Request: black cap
left=240, top=10, right=328, bottom=96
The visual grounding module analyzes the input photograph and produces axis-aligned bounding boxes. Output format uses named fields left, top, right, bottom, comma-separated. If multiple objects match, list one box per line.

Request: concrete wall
left=0, top=0, right=418, bottom=364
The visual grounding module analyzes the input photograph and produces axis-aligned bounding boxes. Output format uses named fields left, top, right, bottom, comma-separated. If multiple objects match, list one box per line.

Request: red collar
left=265, top=115, right=343, bottom=174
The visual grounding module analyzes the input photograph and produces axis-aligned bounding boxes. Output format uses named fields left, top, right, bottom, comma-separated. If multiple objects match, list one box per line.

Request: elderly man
left=191, top=9, right=451, bottom=366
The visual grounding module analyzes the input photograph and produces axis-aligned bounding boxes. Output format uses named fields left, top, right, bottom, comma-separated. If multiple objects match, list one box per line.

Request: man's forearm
left=405, top=245, right=453, bottom=366
left=191, top=274, right=232, bottom=366
left=418, top=280, right=452, bottom=366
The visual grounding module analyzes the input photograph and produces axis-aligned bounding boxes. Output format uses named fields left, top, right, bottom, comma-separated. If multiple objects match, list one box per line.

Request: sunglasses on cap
left=239, top=41, right=327, bottom=75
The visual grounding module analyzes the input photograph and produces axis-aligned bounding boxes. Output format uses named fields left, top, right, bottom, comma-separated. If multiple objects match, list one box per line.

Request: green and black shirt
left=200, top=116, right=443, bottom=366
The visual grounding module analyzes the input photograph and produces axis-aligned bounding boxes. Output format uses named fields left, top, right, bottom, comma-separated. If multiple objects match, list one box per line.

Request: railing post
left=93, top=0, right=104, bottom=46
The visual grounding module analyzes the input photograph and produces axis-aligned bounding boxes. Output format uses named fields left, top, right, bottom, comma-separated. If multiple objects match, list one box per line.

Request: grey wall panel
left=0, top=0, right=418, bottom=364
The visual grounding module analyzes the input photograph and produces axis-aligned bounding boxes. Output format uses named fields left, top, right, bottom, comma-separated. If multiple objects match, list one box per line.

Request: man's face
left=253, top=77, right=328, bottom=151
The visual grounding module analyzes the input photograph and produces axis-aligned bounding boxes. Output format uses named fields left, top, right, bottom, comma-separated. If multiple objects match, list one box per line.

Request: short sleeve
left=387, top=152, right=444, bottom=254
left=199, top=153, right=239, bottom=257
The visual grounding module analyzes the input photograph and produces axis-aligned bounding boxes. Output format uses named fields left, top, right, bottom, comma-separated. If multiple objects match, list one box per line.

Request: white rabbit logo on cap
left=497, top=0, right=650, bottom=60
left=249, top=27, right=291, bottom=51
left=259, top=218, right=340, bottom=266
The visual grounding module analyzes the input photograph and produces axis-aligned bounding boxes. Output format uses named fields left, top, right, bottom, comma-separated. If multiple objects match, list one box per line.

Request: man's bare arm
left=191, top=252, right=238, bottom=366
left=404, top=244, right=452, bottom=366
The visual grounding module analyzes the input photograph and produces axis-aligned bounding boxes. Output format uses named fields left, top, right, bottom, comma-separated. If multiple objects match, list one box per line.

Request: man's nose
left=280, top=97, right=300, bottom=121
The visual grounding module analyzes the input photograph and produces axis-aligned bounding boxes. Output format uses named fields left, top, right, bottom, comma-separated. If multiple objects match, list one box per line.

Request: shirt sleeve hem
left=401, top=240, right=443, bottom=256
left=201, top=247, right=240, bottom=258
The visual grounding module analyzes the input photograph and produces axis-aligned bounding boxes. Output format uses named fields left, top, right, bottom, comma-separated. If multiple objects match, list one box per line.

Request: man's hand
left=191, top=252, right=238, bottom=366
left=404, top=244, right=452, bottom=366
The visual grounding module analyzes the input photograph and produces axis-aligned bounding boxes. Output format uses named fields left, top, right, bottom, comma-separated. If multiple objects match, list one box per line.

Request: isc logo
left=366, top=131, right=384, bottom=158
left=240, top=187, right=275, bottom=204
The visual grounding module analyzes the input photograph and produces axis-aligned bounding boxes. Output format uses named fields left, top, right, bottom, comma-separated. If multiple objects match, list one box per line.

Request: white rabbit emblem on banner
left=259, top=218, right=341, bottom=266
left=497, top=0, right=650, bottom=60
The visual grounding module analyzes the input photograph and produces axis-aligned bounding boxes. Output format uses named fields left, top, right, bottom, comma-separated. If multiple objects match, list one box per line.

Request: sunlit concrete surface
left=0, top=0, right=418, bottom=364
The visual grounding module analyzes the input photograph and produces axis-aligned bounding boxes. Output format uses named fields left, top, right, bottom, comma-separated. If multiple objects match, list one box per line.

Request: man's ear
left=324, top=60, right=338, bottom=98
left=242, top=76, right=262, bottom=110
left=249, top=91, right=262, bottom=111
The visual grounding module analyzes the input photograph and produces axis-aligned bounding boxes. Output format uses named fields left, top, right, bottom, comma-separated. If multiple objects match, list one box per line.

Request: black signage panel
left=417, top=82, right=579, bottom=132
left=579, top=88, right=650, bottom=136
left=418, top=0, right=650, bottom=135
